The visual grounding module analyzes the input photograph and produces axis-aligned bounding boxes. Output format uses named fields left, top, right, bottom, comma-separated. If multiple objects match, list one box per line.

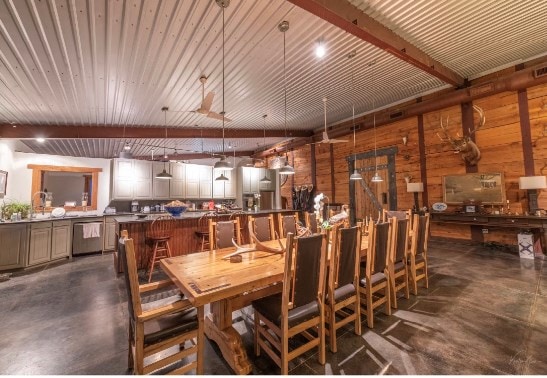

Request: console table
left=430, top=212, right=547, bottom=254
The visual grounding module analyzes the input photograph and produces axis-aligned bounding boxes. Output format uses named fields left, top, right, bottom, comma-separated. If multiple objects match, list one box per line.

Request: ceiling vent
left=533, top=65, right=547, bottom=79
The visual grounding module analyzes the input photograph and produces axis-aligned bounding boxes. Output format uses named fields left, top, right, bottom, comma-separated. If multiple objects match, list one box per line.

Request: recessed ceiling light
left=36, top=138, right=45, bottom=143
left=315, top=42, right=326, bottom=58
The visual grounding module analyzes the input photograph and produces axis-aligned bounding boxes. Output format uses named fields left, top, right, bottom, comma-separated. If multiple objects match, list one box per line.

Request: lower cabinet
left=0, top=224, right=28, bottom=270
left=104, top=217, right=117, bottom=251
left=28, top=221, right=71, bottom=267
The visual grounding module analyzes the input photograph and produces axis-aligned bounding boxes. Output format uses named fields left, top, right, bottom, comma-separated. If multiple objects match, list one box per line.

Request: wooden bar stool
left=195, top=214, right=215, bottom=251
left=146, top=215, right=175, bottom=283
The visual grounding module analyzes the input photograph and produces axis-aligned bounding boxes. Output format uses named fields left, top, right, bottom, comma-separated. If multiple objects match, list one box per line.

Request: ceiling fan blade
left=200, top=91, right=215, bottom=112
left=207, top=111, right=231, bottom=122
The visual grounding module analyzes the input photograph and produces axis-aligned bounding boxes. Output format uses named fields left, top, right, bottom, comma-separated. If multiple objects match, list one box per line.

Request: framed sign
left=442, top=173, right=505, bottom=205
left=0, top=170, right=7, bottom=197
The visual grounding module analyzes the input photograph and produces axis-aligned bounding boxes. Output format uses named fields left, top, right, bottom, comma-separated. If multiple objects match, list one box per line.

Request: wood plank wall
left=285, top=81, right=547, bottom=245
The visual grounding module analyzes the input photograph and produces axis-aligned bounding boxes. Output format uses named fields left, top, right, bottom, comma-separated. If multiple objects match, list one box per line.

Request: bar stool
left=195, top=214, right=215, bottom=251
left=146, top=215, right=175, bottom=283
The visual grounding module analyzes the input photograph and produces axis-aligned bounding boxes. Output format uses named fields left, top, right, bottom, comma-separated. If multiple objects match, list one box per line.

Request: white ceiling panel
left=0, top=0, right=544, bottom=158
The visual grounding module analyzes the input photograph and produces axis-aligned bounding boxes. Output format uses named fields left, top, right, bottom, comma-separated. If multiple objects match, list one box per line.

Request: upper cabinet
left=241, top=167, right=275, bottom=193
left=111, top=159, right=152, bottom=200
left=111, top=159, right=235, bottom=200
left=213, top=170, right=236, bottom=199
left=152, top=162, right=171, bottom=199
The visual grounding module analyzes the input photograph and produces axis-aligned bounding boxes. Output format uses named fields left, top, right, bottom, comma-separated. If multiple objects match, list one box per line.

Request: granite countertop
left=114, top=209, right=298, bottom=224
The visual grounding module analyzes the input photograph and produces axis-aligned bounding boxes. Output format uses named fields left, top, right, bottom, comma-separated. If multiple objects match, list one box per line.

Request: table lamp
left=407, top=182, right=424, bottom=213
left=519, top=176, right=547, bottom=214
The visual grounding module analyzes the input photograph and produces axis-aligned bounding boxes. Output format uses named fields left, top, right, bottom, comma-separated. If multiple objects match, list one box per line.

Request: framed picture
left=465, top=205, right=478, bottom=213
left=442, top=172, right=505, bottom=205
left=0, top=170, right=7, bottom=197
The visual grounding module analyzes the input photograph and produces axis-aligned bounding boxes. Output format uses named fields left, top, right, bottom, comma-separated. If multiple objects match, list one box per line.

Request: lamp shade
left=350, top=170, right=363, bottom=180
left=279, top=161, right=295, bottom=175
left=519, top=176, right=547, bottom=190
left=156, top=169, right=172, bottom=180
left=407, top=182, right=424, bottom=193
left=215, top=173, right=229, bottom=181
left=213, top=156, right=233, bottom=170
left=371, top=171, right=383, bottom=182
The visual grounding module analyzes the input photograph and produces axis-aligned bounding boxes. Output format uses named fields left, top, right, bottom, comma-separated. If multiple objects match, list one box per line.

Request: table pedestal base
left=204, top=313, right=252, bottom=375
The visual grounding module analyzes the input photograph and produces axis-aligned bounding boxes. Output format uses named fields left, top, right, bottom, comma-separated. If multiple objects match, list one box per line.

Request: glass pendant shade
left=279, top=160, right=295, bottom=175
left=215, top=173, right=229, bottom=181
left=213, top=156, right=233, bottom=170
left=156, top=168, right=172, bottom=180
left=371, top=171, right=383, bottom=182
left=350, top=169, right=363, bottom=180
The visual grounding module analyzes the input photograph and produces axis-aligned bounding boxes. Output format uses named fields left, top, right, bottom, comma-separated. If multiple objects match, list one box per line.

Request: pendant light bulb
left=348, top=50, right=362, bottom=181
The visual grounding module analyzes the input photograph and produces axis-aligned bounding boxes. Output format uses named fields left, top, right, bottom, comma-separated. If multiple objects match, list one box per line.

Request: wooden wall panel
left=286, top=81, right=547, bottom=246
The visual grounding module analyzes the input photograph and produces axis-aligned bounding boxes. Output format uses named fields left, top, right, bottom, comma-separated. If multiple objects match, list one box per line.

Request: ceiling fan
left=313, top=97, right=348, bottom=144
left=172, top=75, right=231, bottom=122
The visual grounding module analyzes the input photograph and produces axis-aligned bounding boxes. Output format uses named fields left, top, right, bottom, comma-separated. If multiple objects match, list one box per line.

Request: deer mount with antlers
left=437, top=105, right=485, bottom=166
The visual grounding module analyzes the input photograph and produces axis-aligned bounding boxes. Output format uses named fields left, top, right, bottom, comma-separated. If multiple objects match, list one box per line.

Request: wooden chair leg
left=328, top=306, right=337, bottom=353
left=165, top=241, right=172, bottom=258
left=281, top=331, right=289, bottom=375
left=424, top=261, right=429, bottom=288
left=135, top=326, right=145, bottom=375
left=366, top=287, right=374, bottom=329
left=384, top=285, right=392, bottom=316
left=148, top=242, right=159, bottom=283
left=390, top=272, right=398, bottom=309
left=197, top=306, right=204, bottom=375
left=404, top=268, right=410, bottom=299
left=411, top=262, right=418, bottom=295
left=127, top=324, right=134, bottom=370
left=254, top=313, right=261, bottom=357
left=355, top=290, right=362, bottom=335
left=318, top=309, right=326, bottom=365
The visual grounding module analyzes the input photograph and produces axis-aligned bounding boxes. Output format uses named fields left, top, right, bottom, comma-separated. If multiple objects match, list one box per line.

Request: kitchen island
left=113, top=209, right=299, bottom=270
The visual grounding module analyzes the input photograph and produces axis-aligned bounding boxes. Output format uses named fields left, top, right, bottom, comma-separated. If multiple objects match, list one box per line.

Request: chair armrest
left=137, top=298, right=194, bottom=322
left=139, top=279, right=176, bottom=293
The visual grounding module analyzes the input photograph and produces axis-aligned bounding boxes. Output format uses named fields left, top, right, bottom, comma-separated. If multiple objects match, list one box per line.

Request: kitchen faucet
left=31, top=191, right=47, bottom=217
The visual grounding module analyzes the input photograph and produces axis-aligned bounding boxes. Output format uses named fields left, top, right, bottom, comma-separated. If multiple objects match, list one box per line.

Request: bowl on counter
left=165, top=206, right=188, bottom=216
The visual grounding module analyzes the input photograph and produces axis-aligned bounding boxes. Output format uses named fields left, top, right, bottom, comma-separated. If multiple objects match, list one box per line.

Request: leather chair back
left=289, top=233, right=325, bottom=308
left=414, top=214, right=430, bottom=256
left=253, top=216, right=274, bottom=241
left=282, top=215, right=297, bottom=236
left=394, top=219, right=409, bottom=263
left=305, top=212, right=319, bottom=234
left=373, top=222, right=391, bottom=274
left=215, top=220, right=236, bottom=249
left=336, top=227, right=359, bottom=288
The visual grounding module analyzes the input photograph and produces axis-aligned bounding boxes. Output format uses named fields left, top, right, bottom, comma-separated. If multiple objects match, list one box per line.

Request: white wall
left=0, top=140, right=16, bottom=199
left=7, top=151, right=111, bottom=211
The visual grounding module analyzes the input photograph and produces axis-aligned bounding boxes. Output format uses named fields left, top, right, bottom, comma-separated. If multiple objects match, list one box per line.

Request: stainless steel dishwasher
left=72, top=222, right=104, bottom=255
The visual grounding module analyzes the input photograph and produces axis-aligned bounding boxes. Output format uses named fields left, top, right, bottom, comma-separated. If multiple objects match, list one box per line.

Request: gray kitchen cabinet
left=213, top=170, right=236, bottom=198
left=0, top=224, right=28, bottom=270
left=152, top=162, right=171, bottom=199
left=242, top=167, right=260, bottom=194
left=51, top=220, right=72, bottom=260
left=28, top=222, right=52, bottom=266
left=199, top=165, right=212, bottom=198
left=103, top=217, right=117, bottom=251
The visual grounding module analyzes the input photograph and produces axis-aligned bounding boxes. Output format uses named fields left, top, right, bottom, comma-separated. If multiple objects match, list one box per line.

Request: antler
left=436, top=115, right=457, bottom=148
left=468, top=105, right=485, bottom=137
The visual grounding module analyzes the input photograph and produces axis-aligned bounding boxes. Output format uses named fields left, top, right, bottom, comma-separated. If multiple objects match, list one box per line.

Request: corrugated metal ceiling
left=1, top=0, right=545, bottom=158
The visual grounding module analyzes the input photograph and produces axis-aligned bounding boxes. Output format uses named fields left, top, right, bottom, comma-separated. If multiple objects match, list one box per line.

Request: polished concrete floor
left=1, top=239, right=546, bottom=375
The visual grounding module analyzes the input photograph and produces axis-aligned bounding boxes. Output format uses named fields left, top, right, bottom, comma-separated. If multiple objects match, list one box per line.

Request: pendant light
left=370, top=60, right=383, bottom=183
left=348, top=51, right=363, bottom=181
left=278, top=20, right=294, bottom=176
left=119, top=124, right=133, bottom=159
left=213, top=0, right=233, bottom=172
left=260, top=114, right=272, bottom=183
left=156, top=107, right=173, bottom=180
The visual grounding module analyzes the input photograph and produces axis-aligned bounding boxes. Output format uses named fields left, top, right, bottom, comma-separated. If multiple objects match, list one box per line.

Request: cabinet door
left=0, top=225, right=27, bottom=270
left=199, top=166, right=212, bottom=199
left=103, top=220, right=117, bottom=251
left=133, top=160, right=152, bottom=180
left=224, top=170, right=235, bottom=198
left=250, top=168, right=260, bottom=193
left=51, top=223, right=71, bottom=260
left=113, top=159, right=134, bottom=178
left=242, top=167, right=252, bottom=193
left=212, top=175, right=225, bottom=198
left=29, top=226, right=52, bottom=266
left=113, top=179, right=134, bottom=199
left=152, top=162, right=171, bottom=199
left=169, top=163, right=186, bottom=198
left=185, top=164, right=200, bottom=183
left=133, top=180, right=152, bottom=198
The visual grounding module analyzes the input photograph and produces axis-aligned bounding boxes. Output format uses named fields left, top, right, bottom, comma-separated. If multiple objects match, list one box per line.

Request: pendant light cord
left=221, top=5, right=225, bottom=156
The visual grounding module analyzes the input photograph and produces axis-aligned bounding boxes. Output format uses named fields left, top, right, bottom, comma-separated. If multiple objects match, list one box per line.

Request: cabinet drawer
left=439, top=215, right=488, bottom=223
left=52, top=220, right=71, bottom=228
left=31, top=221, right=52, bottom=230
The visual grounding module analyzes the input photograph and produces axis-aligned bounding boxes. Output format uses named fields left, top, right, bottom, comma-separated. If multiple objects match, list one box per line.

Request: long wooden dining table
left=160, top=233, right=369, bottom=374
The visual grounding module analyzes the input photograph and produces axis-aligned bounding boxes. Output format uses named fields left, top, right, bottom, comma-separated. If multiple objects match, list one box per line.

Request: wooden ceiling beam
left=133, top=151, right=254, bottom=160
left=0, top=124, right=312, bottom=139
left=288, top=0, right=465, bottom=87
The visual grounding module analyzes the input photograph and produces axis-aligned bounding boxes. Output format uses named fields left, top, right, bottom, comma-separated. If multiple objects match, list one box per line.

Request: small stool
left=194, top=230, right=210, bottom=251
left=146, top=215, right=175, bottom=282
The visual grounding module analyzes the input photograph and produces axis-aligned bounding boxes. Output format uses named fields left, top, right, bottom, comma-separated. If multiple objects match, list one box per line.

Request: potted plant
left=1, top=200, right=32, bottom=220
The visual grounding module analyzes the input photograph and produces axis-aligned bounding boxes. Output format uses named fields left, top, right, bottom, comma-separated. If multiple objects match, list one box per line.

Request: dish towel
left=83, top=223, right=101, bottom=239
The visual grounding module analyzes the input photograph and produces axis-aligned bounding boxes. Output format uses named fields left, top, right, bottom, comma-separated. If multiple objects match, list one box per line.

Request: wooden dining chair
left=304, top=211, right=319, bottom=234
left=387, top=215, right=411, bottom=308
left=325, top=225, right=362, bottom=353
left=249, top=214, right=276, bottom=241
left=252, top=232, right=327, bottom=374
left=119, top=231, right=204, bottom=375
left=208, top=218, right=242, bottom=250
left=194, top=213, right=216, bottom=251
left=145, top=215, right=175, bottom=283
left=408, top=213, right=430, bottom=295
left=359, top=220, right=392, bottom=329
left=277, top=213, right=299, bottom=238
